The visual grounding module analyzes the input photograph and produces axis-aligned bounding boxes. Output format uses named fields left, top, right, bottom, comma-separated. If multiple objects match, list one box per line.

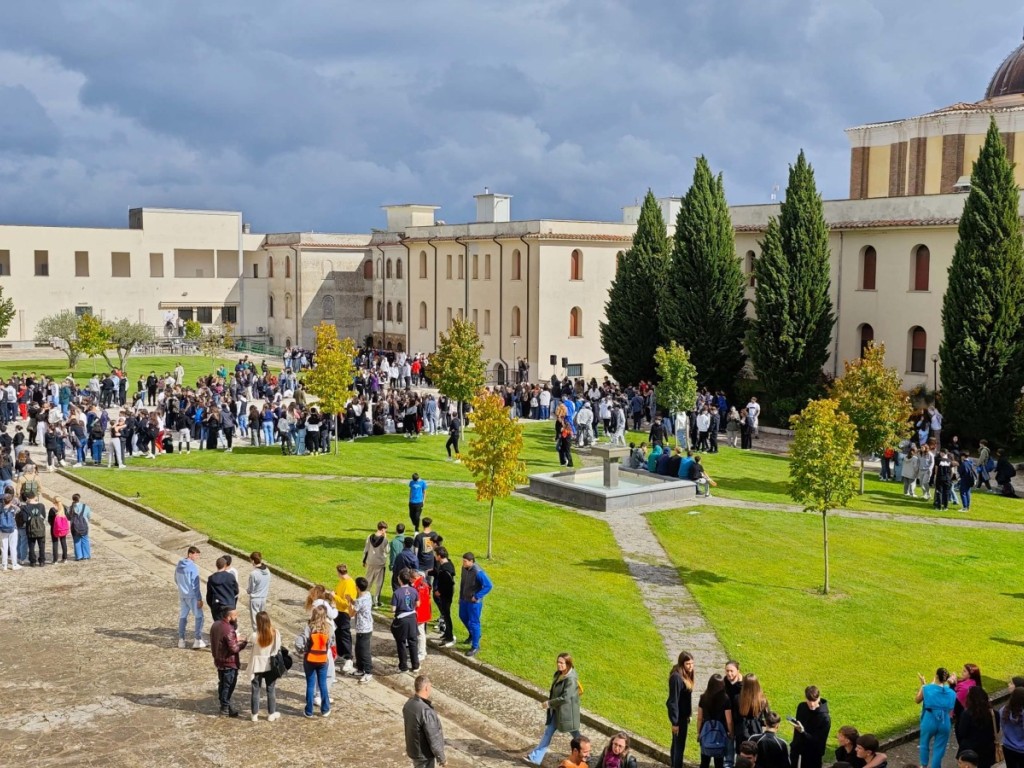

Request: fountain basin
left=527, top=466, right=698, bottom=511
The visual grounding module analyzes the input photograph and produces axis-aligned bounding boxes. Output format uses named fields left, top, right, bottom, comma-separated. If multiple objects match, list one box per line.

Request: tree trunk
left=859, top=457, right=865, bottom=494
left=822, top=509, right=830, bottom=595
left=487, top=497, right=495, bottom=560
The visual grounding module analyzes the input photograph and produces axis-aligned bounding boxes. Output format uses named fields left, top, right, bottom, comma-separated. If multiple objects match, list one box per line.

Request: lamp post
left=931, top=353, right=939, bottom=392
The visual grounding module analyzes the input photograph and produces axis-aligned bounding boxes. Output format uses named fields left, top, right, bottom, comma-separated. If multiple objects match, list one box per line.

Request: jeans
left=304, top=661, right=330, bottom=715
left=51, top=534, right=67, bottom=562
left=251, top=672, right=277, bottom=715
left=459, top=600, right=482, bottom=649
left=217, top=667, right=238, bottom=711
left=178, top=595, right=204, bottom=640
left=355, top=632, right=373, bottom=675
left=17, top=527, right=28, bottom=562
left=960, top=486, right=972, bottom=509
left=1, top=530, right=16, bottom=567
left=528, top=719, right=581, bottom=764
left=392, top=614, right=419, bottom=671
left=295, top=429, right=306, bottom=455
left=73, top=534, right=91, bottom=560
left=90, top=440, right=103, bottom=464
left=540, top=405, right=550, bottom=420
left=262, top=423, right=274, bottom=445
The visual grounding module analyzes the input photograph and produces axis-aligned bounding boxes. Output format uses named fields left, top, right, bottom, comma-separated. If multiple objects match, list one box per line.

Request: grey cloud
left=0, top=84, right=59, bottom=155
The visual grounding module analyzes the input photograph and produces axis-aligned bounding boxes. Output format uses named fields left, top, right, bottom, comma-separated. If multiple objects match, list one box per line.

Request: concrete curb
left=877, top=686, right=1012, bottom=753
left=60, top=468, right=672, bottom=765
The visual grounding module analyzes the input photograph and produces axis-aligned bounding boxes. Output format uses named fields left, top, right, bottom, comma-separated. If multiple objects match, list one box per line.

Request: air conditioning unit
left=257, top=326, right=265, bottom=333
left=953, top=175, right=971, bottom=193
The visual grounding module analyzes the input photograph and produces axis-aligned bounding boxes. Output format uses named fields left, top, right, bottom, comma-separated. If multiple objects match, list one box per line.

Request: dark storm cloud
left=0, top=1, right=1017, bottom=231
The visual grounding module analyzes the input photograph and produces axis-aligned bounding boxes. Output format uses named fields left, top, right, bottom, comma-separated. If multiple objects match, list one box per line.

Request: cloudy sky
left=0, top=1, right=1018, bottom=232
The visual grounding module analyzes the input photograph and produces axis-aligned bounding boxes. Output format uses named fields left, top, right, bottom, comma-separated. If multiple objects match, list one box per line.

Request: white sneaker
left=267, top=712, right=280, bottom=722
left=193, top=639, right=207, bottom=650
left=251, top=714, right=258, bottom=722
left=178, top=638, right=187, bottom=649
left=11, top=564, right=22, bottom=570
left=341, top=660, right=355, bottom=674
left=314, top=695, right=321, bottom=707
left=358, top=674, right=373, bottom=684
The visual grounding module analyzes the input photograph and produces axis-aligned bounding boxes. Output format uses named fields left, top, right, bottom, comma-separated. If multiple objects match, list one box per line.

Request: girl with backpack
left=697, top=674, right=734, bottom=768
left=296, top=605, right=332, bottom=718
left=248, top=610, right=281, bottom=722
left=48, top=497, right=70, bottom=563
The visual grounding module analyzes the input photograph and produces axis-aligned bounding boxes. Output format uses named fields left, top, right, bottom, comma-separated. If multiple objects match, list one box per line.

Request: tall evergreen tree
left=601, top=190, right=669, bottom=384
left=661, top=156, right=748, bottom=395
left=940, top=119, right=1024, bottom=444
left=749, top=151, right=835, bottom=418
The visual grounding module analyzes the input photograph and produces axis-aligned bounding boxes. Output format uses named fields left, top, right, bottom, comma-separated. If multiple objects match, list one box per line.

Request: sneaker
left=341, top=660, right=355, bottom=674
left=220, top=707, right=239, bottom=718
left=314, top=695, right=321, bottom=707
left=465, top=648, right=479, bottom=657
left=178, top=638, right=187, bottom=649
left=411, top=667, right=421, bottom=674
left=304, top=712, right=314, bottom=719
left=322, top=710, right=331, bottom=718
left=347, top=668, right=363, bottom=677
left=251, top=714, right=258, bottom=722
left=442, top=640, right=456, bottom=648
left=72, top=463, right=82, bottom=468
left=193, top=639, right=207, bottom=650
left=358, top=674, right=373, bottom=684
left=267, top=712, right=281, bottom=722
left=11, top=564, right=22, bottom=570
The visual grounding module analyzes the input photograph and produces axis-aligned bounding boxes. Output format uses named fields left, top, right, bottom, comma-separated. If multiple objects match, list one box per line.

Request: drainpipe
left=290, top=245, right=301, bottom=348
left=376, top=245, right=386, bottom=349
left=400, top=238, right=411, bottom=353
left=491, top=235, right=505, bottom=381
left=427, top=238, right=439, bottom=350
left=455, top=235, right=469, bottom=322
left=518, top=233, right=531, bottom=365
left=833, top=231, right=843, bottom=378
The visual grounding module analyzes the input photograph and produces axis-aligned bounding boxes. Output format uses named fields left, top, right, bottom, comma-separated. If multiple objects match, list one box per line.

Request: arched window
left=419, top=301, right=428, bottom=329
left=386, top=259, right=393, bottom=279
left=396, top=302, right=403, bottom=323
left=321, top=295, right=335, bottom=320
left=268, top=257, right=274, bottom=278
left=909, top=326, right=927, bottom=372
left=376, top=301, right=383, bottom=321
left=472, top=253, right=479, bottom=280
left=419, top=251, right=428, bottom=278
left=322, top=260, right=334, bottom=278
left=285, top=255, right=291, bottom=279
left=396, top=259, right=403, bottom=279
left=364, top=297, right=373, bottom=319
left=458, top=253, right=464, bottom=279
left=862, top=246, right=877, bottom=290
left=285, top=293, right=293, bottom=319
left=569, top=306, right=582, bottom=337
left=363, top=260, right=373, bottom=279
left=511, top=306, right=521, bottom=337
left=859, top=323, right=874, bottom=357
left=512, top=249, right=522, bottom=280
left=268, top=294, right=275, bottom=317
left=913, top=245, right=930, bottom=291
left=746, top=250, right=756, bottom=287
left=446, top=254, right=452, bottom=279
left=376, top=258, right=383, bottom=280
left=570, top=249, right=582, bottom=280
left=386, top=301, right=393, bottom=322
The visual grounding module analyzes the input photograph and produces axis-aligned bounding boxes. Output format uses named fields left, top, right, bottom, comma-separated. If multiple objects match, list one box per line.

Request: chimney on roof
left=474, top=189, right=511, bottom=223
left=242, top=222, right=251, bottom=234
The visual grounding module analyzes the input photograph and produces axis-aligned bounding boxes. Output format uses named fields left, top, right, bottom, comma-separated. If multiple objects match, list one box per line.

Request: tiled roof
left=734, top=217, right=961, bottom=233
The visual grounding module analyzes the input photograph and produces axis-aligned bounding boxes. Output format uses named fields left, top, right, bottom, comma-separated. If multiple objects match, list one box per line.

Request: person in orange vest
left=297, top=605, right=333, bottom=718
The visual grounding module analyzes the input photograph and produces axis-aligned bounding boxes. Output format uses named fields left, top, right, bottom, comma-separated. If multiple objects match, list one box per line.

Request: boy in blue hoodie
left=175, top=546, right=206, bottom=649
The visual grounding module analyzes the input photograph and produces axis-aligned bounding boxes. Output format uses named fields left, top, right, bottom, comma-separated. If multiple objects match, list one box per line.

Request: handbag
left=993, top=711, right=1004, bottom=764
left=267, top=647, right=292, bottom=682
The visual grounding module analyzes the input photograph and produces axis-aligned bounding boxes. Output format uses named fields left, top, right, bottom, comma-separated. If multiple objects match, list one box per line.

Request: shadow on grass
left=298, top=535, right=367, bottom=551
left=95, top=626, right=179, bottom=648
left=1000, top=593, right=1024, bottom=600
left=677, top=566, right=729, bottom=586
left=578, top=557, right=631, bottom=575
left=991, top=636, right=1024, bottom=649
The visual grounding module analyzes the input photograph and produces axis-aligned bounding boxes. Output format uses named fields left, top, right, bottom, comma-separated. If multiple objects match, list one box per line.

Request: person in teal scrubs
left=916, top=667, right=957, bottom=768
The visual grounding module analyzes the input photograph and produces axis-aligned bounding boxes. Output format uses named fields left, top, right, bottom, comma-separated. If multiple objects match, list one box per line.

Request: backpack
left=0, top=506, right=14, bottom=534
left=699, top=718, right=729, bottom=757
left=26, top=505, right=46, bottom=538
left=53, top=512, right=70, bottom=538
left=20, top=478, right=39, bottom=502
left=70, top=504, right=89, bottom=537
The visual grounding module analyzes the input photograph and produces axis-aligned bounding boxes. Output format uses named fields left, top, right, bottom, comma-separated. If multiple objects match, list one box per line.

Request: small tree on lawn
left=461, top=389, right=526, bottom=560
left=430, top=317, right=487, bottom=418
left=184, top=320, right=202, bottom=341
left=36, top=310, right=82, bottom=369
left=303, top=322, right=356, bottom=453
left=75, top=312, right=110, bottom=372
left=830, top=342, right=911, bottom=493
left=654, top=341, right=698, bottom=436
left=0, top=285, right=14, bottom=338
left=789, top=398, right=858, bottom=594
left=103, top=318, right=156, bottom=372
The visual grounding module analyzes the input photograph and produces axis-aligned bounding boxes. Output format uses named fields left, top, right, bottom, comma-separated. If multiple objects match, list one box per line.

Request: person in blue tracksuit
left=457, top=552, right=492, bottom=658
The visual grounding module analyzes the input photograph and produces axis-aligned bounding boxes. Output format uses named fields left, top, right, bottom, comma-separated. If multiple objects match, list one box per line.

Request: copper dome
left=986, top=40, right=1024, bottom=99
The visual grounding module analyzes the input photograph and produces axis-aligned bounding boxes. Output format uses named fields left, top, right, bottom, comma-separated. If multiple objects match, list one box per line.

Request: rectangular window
left=111, top=251, right=131, bottom=277
left=446, top=307, right=453, bottom=329
left=472, top=254, right=479, bottom=280
left=149, top=252, right=164, bottom=278
left=0, top=250, right=9, bottom=275
left=457, top=307, right=464, bottom=320
left=74, top=306, right=93, bottom=317
left=472, top=309, right=478, bottom=327
left=221, top=306, right=237, bottom=324
left=177, top=307, right=194, bottom=322
left=566, top=364, right=583, bottom=377
left=484, top=309, right=491, bottom=335
left=34, top=250, right=48, bottom=276
left=196, top=306, right=213, bottom=324
left=446, top=255, right=452, bottom=280
left=252, top=263, right=259, bottom=278
left=75, top=251, right=89, bottom=277
left=485, top=254, right=491, bottom=280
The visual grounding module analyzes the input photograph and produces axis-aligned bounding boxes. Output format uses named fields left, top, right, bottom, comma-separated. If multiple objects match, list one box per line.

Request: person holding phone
left=791, top=686, right=831, bottom=768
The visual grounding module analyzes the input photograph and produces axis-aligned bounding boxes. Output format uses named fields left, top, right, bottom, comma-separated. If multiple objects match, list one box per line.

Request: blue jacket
left=460, top=565, right=492, bottom=603
left=175, top=558, right=201, bottom=600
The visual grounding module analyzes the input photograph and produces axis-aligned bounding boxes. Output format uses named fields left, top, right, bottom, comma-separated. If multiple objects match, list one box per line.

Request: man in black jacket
left=206, top=556, right=238, bottom=621
left=751, top=712, right=791, bottom=768
left=403, top=675, right=446, bottom=768
left=790, top=686, right=830, bottom=768
left=432, top=547, right=456, bottom=647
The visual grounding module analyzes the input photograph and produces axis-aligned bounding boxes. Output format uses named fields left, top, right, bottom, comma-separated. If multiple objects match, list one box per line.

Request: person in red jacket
left=413, top=570, right=432, bottom=662
left=210, top=607, right=248, bottom=717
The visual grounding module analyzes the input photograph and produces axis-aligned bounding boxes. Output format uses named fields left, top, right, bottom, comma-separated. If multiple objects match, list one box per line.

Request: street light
left=931, top=353, right=939, bottom=392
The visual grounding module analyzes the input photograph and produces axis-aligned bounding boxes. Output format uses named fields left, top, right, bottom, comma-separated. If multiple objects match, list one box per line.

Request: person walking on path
left=458, top=552, right=492, bottom=658
left=432, top=546, right=456, bottom=648
left=175, top=546, right=206, bottom=649
left=526, top=652, right=583, bottom=765
left=246, top=551, right=271, bottom=633
left=668, top=652, right=696, bottom=768
left=403, top=674, right=447, bottom=768
left=247, top=610, right=281, bottom=722
left=917, top=667, right=957, bottom=768
left=363, top=521, right=388, bottom=606
left=445, top=414, right=461, bottom=462
left=210, top=606, right=248, bottom=717
left=68, top=493, right=92, bottom=561
left=408, top=473, right=427, bottom=532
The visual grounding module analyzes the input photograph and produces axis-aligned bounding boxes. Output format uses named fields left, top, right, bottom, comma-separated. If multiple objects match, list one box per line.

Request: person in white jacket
left=674, top=411, right=689, bottom=450
left=248, top=611, right=281, bottom=722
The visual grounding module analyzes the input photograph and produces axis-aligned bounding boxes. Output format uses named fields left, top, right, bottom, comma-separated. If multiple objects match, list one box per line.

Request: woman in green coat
left=526, top=653, right=582, bottom=765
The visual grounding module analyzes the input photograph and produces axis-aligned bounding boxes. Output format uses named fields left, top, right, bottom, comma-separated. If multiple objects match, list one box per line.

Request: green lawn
left=697, top=446, right=1024, bottom=524
left=153, top=420, right=566, bottom=482
left=76, top=469, right=671, bottom=746
left=649, top=505, right=1024, bottom=741
left=0, top=354, right=255, bottom=386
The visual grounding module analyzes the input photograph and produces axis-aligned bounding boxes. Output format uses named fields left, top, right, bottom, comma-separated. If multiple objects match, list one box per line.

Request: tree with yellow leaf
left=429, top=317, right=487, bottom=419
left=830, top=342, right=911, bottom=493
left=789, top=398, right=858, bottom=594
left=303, top=322, right=357, bottom=453
left=461, top=389, right=526, bottom=560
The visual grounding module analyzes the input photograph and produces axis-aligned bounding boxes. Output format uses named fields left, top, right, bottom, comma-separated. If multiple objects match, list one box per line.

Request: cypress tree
left=940, top=118, right=1024, bottom=444
left=749, top=151, right=835, bottom=418
left=661, top=156, right=748, bottom=395
left=600, top=190, right=669, bottom=385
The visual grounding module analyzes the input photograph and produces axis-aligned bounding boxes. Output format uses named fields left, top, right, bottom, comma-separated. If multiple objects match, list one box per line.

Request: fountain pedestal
left=590, top=445, right=630, bottom=488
